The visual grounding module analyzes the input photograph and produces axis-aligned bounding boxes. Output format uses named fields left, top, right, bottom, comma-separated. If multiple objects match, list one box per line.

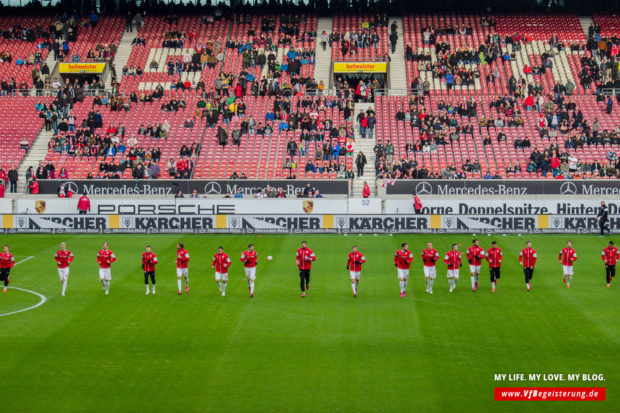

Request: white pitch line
left=0, top=287, right=47, bottom=317
left=14, top=256, right=34, bottom=266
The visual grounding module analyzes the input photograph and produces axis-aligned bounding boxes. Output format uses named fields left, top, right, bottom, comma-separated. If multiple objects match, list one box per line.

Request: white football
left=267, top=256, right=273, bottom=261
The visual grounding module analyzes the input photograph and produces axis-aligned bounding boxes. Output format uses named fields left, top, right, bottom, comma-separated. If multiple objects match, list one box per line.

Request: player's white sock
left=184, top=275, right=189, bottom=287
left=250, top=281, right=255, bottom=294
left=425, top=278, right=429, bottom=290
left=152, top=284, right=156, bottom=294
left=61, top=280, right=67, bottom=295
left=399, top=280, right=404, bottom=293
left=527, top=282, right=530, bottom=289
left=471, top=276, right=476, bottom=288
left=145, top=284, right=149, bottom=293
left=403, top=280, right=408, bottom=292
left=475, top=274, right=479, bottom=284
left=222, top=282, right=227, bottom=294
left=429, top=278, right=434, bottom=291
left=177, top=278, right=182, bottom=291
left=100, top=279, right=105, bottom=288
left=105, top=280, right=110, bottom=292
left=492, top=281, right=495, bottom=289
left=351, top=283, right=356, bottom=293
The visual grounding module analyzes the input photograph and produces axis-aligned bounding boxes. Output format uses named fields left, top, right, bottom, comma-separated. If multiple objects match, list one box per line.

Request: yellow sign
left=333, top=62, right=387, bottom=73
left=58, top=62, right=106, bottom=74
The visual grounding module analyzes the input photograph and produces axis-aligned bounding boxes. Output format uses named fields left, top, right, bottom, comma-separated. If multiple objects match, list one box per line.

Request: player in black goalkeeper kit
left=598, top=201, right=611, bottom=236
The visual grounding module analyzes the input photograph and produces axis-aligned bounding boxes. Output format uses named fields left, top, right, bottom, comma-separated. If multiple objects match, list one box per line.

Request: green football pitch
left=0, top=233, right=618, bottom=412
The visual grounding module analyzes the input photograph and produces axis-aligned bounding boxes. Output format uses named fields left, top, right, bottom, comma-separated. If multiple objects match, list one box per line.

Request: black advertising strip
left=37, top=180, right=350, bottom=196
left=386, top=180, right=620, bottom=196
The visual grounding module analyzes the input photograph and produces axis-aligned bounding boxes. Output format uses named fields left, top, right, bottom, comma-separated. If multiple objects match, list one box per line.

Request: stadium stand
left=1, top=10, right=619, bottom=191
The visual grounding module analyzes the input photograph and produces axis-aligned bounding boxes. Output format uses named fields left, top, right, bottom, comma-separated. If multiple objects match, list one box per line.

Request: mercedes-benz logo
left=560, top=182, right=577, bottom=195
left=415, top=181, right=432, bottom=195
left=65, top=181, right=79, bottom=195
left=203, top=182, right=222, bottom=195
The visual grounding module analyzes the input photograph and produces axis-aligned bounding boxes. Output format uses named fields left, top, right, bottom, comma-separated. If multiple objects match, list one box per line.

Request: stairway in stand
left=314, top=17, right=333, bottom=91
left=15, top=128, right=54, bottom=193
left=388, top=17, right=407, bottom=94
left=107, top=30, right=136, bottom=88
left=351, top=102, right=377, bottom=197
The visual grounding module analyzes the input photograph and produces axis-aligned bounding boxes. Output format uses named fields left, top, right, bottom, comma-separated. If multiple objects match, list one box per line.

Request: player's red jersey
left=55, top=250, right=74, bottom=268
left=0, top=252, right=14, bottom=268
left=421, top=248, right=439, bottom=267
left=466, top=246, right=485, bottom=266
left=486, top=247, right=503, bottom=268
left=519, top=248, right=537, bottom=267
left=213, top=252, right=231, bottom=273
left=296, top=247, right=316, bottom=270
left=347, top=251, right=366, bottom=272
left=559, top=248, right=577, bottom=266
left=241, top=250, right=258, bottom=268
left=97, top=249, right=116, bottom=268
left=394, top=249, right=413, bottom=269
left=444, top=250, right=462, bottom=270
left=141, top=252, right=158, bottom=272
left=602, top=246, right=619, bottom=266
left=176, top=249, right=189, bottom=269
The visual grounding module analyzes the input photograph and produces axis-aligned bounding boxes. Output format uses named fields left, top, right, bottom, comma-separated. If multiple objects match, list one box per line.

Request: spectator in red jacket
left=77, top=194, right=91, bottom=214
left=29, top=178, right=39, bottom=194
left=362, top=181, right=371, bottom=198
left=414, top=193, right=422, bottom=214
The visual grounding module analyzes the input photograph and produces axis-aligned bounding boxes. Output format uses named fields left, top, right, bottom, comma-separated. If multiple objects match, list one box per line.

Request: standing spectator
left=355, top=151, right=367, bottom=177
left=7, top=166, right=17, bottom=193
left=29, top=178, right=39, bottom=194
left=367, top=113, right=376, bottom=138
left=125, top=11, right=133, bottom=32
left=389, top=31, right=398, bottom=54
left=362, top=181, right=371, bottom=198
left=414, top=193, right=422, bottom=214
left=77, top=194, right=91, bottom=214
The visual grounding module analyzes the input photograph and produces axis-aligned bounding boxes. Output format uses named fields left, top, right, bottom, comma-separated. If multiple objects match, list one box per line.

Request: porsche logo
left=35, top=200, right=46, bottom=214
left=302, top=200, right=314, bottom=214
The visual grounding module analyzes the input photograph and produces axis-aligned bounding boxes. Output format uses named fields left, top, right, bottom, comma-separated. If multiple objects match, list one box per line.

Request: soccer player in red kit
left=54, top=242, right=74, bottom=296
left=347, top=245, right=366, bottom=297
left=97, top=242, right=116, bottom=295
left=213, top=246, right=231, bottom=296
left=395, top=243, right=413, bottom=297
left=602, top=241, right=619, bottom=288
left=241, top=244, right=258, bottom=297
left=559, top=240, right=577, bottom=288
left=486, top=241, right=503, bottom=292
left=519, top=241, right=537, bottom=291
left=296, top=241, right=315, bottom=298
left=444, top=244, right=462, bottom=292
left=176, top=243, right=190, bottom=294
left=0, top=244, right=15, bottom=293
left=466, top=239, right=485, bottom=291
left=421, top=242, right=439, bottom=294
left=142, top=245, right=158, bottom=295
